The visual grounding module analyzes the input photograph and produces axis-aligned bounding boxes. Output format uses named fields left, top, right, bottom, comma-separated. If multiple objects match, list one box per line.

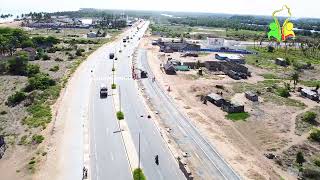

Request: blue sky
left=0, top=0, right=319, bottom=18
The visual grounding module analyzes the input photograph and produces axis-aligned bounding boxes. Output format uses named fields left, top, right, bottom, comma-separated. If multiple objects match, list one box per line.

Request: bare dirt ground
left=0, top=21, right=22, bottom=28
left=140, top=34, right=320, bottom=179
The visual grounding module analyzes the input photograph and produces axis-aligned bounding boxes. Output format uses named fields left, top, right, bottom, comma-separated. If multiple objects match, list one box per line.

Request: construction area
left=138, top=31, right=320, bottom=179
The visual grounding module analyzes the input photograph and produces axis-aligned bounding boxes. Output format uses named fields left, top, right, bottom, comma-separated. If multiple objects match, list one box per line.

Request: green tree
left=133, top=168, right=146, bottom=180
left=26, top=64, right=40, bottom=77
left=296, top=152, right=305, bottom=165
left=302, top=111, right=317, bottom=123
left=26, top=73, right=55, bottom=91
left=7, top=51, right=29, bottom=75
left=309, top=128, right=320, bottom=142
left=7, top=91, right=27, bottom=106
left=291, top=71, right=300, bottom=88
left=21, top=39, right=34, bottom=48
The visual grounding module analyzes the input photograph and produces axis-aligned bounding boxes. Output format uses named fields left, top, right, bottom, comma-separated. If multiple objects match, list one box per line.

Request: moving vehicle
left=109, top=53, right=114, bottom=59
left=100, top=84, right=108, bottom=98
left=155, top=155, right=159, bottom=165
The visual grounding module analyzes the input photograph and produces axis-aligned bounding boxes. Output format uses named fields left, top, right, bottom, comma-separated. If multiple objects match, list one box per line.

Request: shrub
left=75, top=49, right=83, bottom=56
left=7, top=91, right=27, bottom=106
left=42, top=54, right=50, bottom=60
left=112, top=83, right=116, bottom=89
left=68, top=54, right=75, bottom=60
left=54, top=57, right=63, bottom=62
left=28, top=160, right=36, bottom=165
left=26, top=73, right=55, bottom=91
left=0, top=62, right=7, bottom=74
left=7, top=52, right=29, bottom=75
left=34, top=55, right=40, bottom=60
left=302, top=165, right=320, bottom=179
left=116, top=111, right=124, bottom=120
left=302, top=111, right=317, bottom=123
left=309, top=128, right=320, bottom=142
left=23, top=103, right=52, bottom=128
left=225, top=112, right=250, bottom=121
left=314, top=158, right=320, bottom=167
left=18, top=135, right=28, bottom=145
left=26, top=64, right=40, bottom=77
left=49, top=65, right=59, bottom=72
left=32, top=134, right=44, bottom=144
left=133, top=168, right=146, bottom=180
left=112, top=67, right=115, bottom=72
left=21, top=39, right=34, bottom=48
left=277, top=88, right=290, bottom=98
left=0, top=110, right=7, bottom=115
left=296, top=152, right=305, bottom=165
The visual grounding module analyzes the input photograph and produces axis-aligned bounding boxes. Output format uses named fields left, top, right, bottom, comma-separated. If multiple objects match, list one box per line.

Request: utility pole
left=138, top=133, right=141, bottom=180
left=119, top=85, right=121, bottom=112
left=112, top=58, right=115, bottom=85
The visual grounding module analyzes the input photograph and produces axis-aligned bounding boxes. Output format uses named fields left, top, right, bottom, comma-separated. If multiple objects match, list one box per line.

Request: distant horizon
left=1, top=0, right=320, bottom=19
left=1, top=8, right=320, bottom=20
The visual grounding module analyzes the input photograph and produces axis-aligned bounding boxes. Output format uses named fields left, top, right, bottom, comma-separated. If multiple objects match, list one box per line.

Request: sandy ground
left=0, top=21, right=22, bottom=28
left=139, top=34, right=320, bottom=179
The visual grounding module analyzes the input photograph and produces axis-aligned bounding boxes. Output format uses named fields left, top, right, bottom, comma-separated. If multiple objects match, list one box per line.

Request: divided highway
left=89, top=21, right=184, bottom=180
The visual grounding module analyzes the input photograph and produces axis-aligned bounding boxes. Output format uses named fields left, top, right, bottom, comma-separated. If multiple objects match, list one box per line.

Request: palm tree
left=291, top=71, right=299, bottom=89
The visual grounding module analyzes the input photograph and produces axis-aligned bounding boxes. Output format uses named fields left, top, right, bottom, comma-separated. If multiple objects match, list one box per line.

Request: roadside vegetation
left=116, top=111, right=124, bottom=120
left=0, top=13, right=123, bottom=175
left=225, top=112, right=250, bottom=121
left=133, top=168, right=146, bottom=180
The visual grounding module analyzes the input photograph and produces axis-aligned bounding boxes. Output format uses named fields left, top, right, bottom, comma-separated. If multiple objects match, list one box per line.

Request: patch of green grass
left=225, top=112, right=250, bottom=121
left=300, top=80, right=320, bottom=87
left=246, top=47, right=320, bottom=71
left=23, top=103, right=52, bottom=128
left=309, top=128, right=320, bottom=142
left=261, top=73, right=282, bottom=79
left=116, top=111, right=124, bottom=120
left=263, top=92, right=306, bottom=108
left=276, top=87, right=290, bottom=98
left=31, top=134, right=44, bottom=144
left=226, top=29, right=265, bottom=40
left=133, top=168, right=146, bottom=180
left=18, top=135, right=28, bottom=145
left=49, top=65, right=59, bottom=72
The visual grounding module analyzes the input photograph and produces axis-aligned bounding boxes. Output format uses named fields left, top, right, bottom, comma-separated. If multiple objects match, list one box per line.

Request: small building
left=221, top=101, right=244, bottom=113
left=215, top=53, right=245, bottom=64
left=275, top=58, right=288, bottom=66
left=87, top=32, right=97, bottom=38
left=245, top=91, right=258, bottom=102
left=168, top=59, right=181, bottom=66
left=300, top=88, right=319, bottom=101
left=163, top=63, right=176, bottom=75
left=175, top=65, right=190, bottom=71
left=0, top=135, right=7, bottom=159
left=181, top=52, right=198, bottom=57
left=206, top=93, right=225, bottom=107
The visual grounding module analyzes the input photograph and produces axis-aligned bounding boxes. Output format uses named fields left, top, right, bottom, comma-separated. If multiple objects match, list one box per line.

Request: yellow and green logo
left=268, top=5, right=296, bottom=42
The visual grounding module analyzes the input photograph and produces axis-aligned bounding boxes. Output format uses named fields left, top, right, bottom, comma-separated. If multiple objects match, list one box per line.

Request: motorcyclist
left=155, top=155, right=159, bottom=165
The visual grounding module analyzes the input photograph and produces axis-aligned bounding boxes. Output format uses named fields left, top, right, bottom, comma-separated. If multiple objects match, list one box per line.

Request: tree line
left=0, top=27, right=59, bottom=56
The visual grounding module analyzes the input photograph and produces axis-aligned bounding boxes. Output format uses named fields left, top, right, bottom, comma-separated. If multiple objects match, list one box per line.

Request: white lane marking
left=110, top=152, right=114, bottom=161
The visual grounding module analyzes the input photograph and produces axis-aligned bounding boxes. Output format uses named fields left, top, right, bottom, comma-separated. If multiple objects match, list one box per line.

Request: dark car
left=100, top=84, right=108, bottom=98
left=109, top=53, right=114, bottom=59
